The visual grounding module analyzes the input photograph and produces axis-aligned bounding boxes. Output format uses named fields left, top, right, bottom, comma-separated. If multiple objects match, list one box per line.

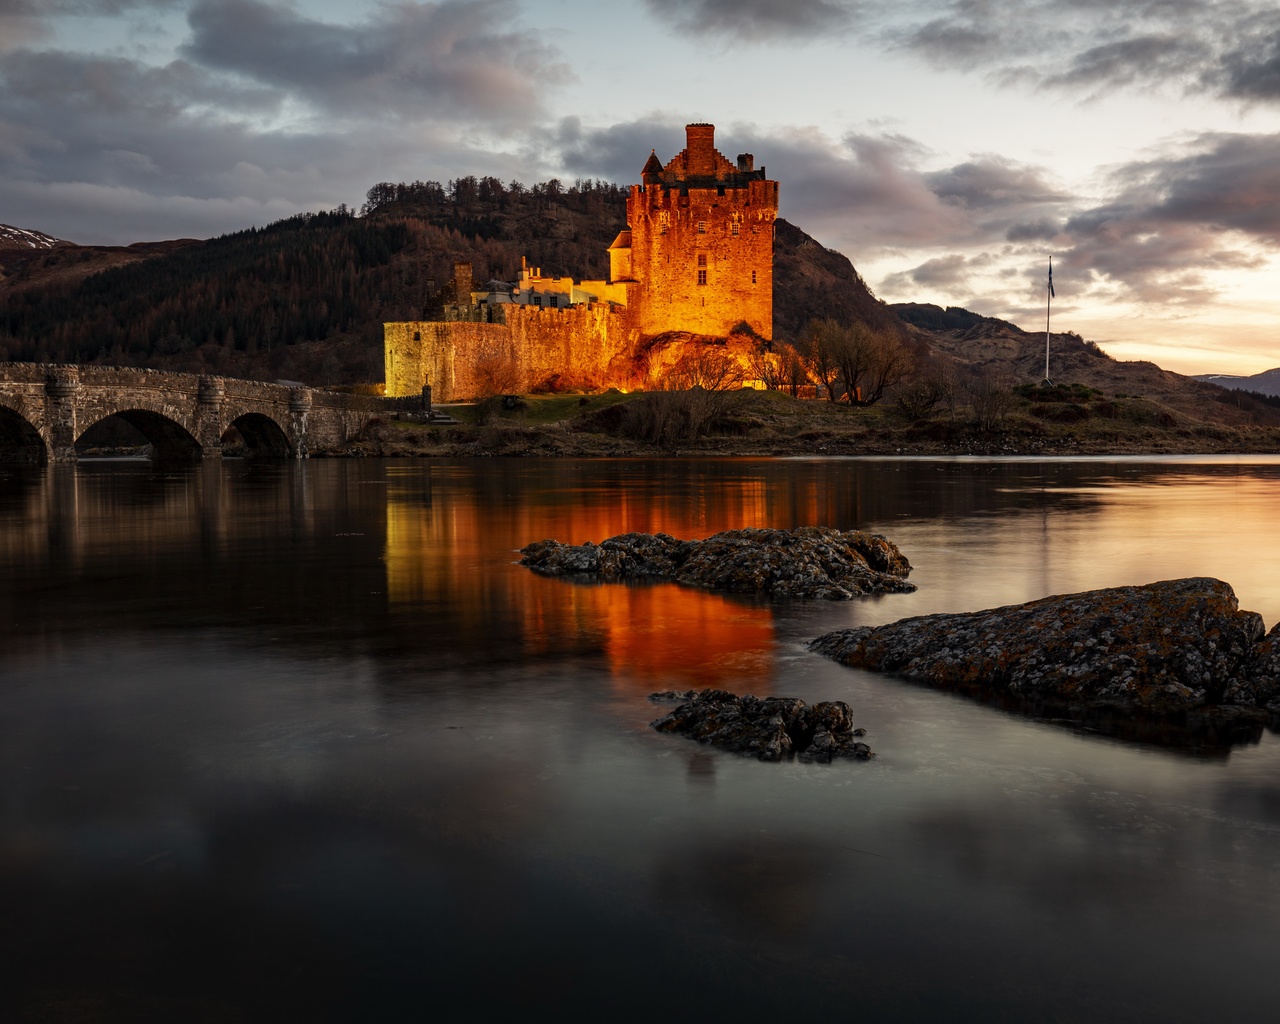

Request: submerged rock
left=809, top=577, right=1280, bottom=716
left=521, top=526, right=914, bottom=599
left=649, top=688, right=874, bottom=762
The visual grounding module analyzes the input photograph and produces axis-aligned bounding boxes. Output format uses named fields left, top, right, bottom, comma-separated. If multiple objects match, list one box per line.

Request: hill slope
left=0, top=185, right=897, bottom=384
left=893, top=303, right=1280, bottom=427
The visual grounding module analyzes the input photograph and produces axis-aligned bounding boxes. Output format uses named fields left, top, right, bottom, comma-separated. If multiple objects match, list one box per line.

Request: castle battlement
left=384, top=123, right=779, bottom=400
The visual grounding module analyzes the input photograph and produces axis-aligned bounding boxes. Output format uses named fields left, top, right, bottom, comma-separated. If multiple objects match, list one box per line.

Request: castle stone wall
left=626, top=178, right=775, bottom=339
left=382, top=122, right=779, bottom=401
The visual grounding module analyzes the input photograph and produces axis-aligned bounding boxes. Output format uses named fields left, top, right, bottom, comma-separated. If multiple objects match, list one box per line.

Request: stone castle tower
left=384, top=123, right=779, bottom=400
left=611, top=123, right=778, bottom=339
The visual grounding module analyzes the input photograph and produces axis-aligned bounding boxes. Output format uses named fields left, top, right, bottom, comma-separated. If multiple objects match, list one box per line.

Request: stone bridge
left=0, top=363, right=425, bottom=463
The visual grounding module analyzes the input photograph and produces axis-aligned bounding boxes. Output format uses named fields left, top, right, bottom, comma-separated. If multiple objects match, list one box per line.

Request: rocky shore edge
left=809, top=577, right=1280, bottom=731
left=649, top=689, right=874, bottom=762
left=520, top=526, right=914, bottom=599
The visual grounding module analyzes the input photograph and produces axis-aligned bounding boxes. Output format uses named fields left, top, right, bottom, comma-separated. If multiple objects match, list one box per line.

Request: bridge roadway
left=0, top=363, right=424, bottom=463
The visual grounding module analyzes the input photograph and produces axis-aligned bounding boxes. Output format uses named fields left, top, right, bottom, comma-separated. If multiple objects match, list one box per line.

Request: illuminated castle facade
left=384, top=124, right=779, bottom=400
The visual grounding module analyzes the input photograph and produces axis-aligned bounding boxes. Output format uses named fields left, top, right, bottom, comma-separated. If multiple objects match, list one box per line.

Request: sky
left=3, top=1, right=1280, bottom=374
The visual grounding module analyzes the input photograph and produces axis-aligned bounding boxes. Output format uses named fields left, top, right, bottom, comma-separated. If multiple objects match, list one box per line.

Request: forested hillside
left=0, top=176, right=893, bottom=385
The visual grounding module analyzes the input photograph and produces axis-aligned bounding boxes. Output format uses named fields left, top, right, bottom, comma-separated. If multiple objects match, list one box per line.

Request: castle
left=383, top=124, right=779, bottom=400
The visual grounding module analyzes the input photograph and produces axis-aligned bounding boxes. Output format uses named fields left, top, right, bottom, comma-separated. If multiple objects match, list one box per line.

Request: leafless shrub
left=620, top=388, right=751, bottom=447
left=966, top=371, right=1016, bottom=431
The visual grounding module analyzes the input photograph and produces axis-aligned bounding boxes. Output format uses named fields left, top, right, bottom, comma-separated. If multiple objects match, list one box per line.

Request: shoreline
left=330, top=421, right=1280, bottom=459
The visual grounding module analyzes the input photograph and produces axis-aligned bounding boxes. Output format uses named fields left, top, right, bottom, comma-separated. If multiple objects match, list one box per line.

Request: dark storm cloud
left=0, top=1, right=572, bottom=242
left=1042, top=35, right=1209, bottom=91
left=882, top=252, right=980, bottom=292
left=181, top=0, right=568, bottom=122
left=545, top=119, right=1070, bottom=251
left=1055, top=132, right=1280, bottom=302
left=642, top=0, right=854, bottom=41
left=926, top=157, right=1066, bottom=210
left=1217, top=26, right=1280, bottom=101
left=551, top=116, right=689, bottom=184
left=894, top=0, right=1280, bottom=106
left=1006, top=217, right=1060, bottom=242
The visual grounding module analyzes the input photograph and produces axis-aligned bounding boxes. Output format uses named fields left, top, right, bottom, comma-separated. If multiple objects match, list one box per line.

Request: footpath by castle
left=384, top=124, right=779, bottom=401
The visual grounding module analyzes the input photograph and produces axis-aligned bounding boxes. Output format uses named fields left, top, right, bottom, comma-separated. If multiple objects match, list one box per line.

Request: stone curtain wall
left=386, top=306, right=637, bottom=400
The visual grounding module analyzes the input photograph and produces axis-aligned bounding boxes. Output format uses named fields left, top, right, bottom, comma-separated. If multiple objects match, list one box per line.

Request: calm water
left=4, top=456, right=1280, bottom=1021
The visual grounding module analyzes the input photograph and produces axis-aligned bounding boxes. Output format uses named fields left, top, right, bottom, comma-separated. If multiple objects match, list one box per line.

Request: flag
left=1048, top=259, right=1055, bottom=298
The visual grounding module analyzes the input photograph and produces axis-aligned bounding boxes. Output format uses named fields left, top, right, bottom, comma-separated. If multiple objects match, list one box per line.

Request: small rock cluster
left=520, top=526, right=914, bottom=599
left=649, top=688, right=874, bottom=762
left=809, top=577, right=1280, bottom=714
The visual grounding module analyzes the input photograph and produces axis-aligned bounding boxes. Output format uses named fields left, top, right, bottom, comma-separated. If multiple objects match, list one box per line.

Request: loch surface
left=4, top=455, right=1280, bottom=1021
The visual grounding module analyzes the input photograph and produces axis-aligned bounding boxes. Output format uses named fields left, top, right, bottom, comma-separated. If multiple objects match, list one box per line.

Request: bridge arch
left=77, top=408, right=202, bottom=462
left=224, top=411, right=293, bottom=457
left=0, top=401, right=48, bottom=464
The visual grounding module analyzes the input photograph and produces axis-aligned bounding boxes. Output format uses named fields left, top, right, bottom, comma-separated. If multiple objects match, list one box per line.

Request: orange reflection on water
left=384, top=489, right=776, bottom=693
left=598, top=582, right=774, bottom=692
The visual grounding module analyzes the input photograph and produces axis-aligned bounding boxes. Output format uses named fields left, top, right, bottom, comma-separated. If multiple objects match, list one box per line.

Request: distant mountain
left=1193, top=368, right=1280, bottom=398
left=0, top=224, right=63, bottom=250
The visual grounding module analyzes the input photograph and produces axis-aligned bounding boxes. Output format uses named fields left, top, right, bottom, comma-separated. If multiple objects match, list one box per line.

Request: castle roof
left=609, top=228, right=632, bottom=250
left=642, top=151, right=664, bottom=177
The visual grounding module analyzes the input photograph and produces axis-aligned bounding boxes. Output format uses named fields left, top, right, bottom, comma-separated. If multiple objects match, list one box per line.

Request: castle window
left=751, top=271, right=757, bottom=284
left=413, top=331, right=421, bottom=341
left=697, top=220, right=706, bottom=234
left=533, top=295, right=542, bottom=307
left=697, top=254, right=707, bottom=267
left=697, top=270, right=707, bottom=286
left=732, top=222, right=739, bottom=237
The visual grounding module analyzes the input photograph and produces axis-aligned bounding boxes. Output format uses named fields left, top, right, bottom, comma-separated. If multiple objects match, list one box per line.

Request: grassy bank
left=331, top=386, right=1280, bottom=458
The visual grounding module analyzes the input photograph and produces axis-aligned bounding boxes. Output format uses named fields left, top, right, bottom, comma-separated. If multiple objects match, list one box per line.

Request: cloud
left=892, top=0, right=1280, bottom=107
left=181, top=0, right=570, bottom=124
left=642, top=0, right=854, bottom=41
left=1055, top=131, right=1280, bottom=302
left=551, top=116, right=690, bottom=184
left=882, top=252, right=980, bottom=292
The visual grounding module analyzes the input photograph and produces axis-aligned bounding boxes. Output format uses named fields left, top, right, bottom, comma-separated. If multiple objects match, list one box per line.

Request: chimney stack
left=685, top=123, right=715, bottom=177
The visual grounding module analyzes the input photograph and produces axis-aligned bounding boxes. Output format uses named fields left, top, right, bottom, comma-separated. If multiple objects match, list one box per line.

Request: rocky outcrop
left=520, top=527, right=914, bottom=599
left=810, top=577, right=1280, bottom=714
left=649, top=689, right=874, bottom=762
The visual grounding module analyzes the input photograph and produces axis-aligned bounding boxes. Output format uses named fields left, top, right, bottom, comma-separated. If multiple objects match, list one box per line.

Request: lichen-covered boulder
left=521, top=526, right=914, bottom=599
left=649, top=688, right=874, bottom=762
left=809, top=577, right=1273, bottom=711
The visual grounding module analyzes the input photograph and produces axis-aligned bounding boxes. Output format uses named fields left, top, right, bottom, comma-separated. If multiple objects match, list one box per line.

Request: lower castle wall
left=385, top=305, right=639, bottom=401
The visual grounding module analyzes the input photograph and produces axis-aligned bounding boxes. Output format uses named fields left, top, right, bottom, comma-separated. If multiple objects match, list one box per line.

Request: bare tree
left=747, top=344, right=784, bottom=390
left=801, top=319, right=913, bottom=405
left=800, top=319, right=845, bottom=402
left=664, top=345, right=746, bottom=391
left=854, top=326, right=914, bottom=406
left=777, top=341, right=809, bottom=397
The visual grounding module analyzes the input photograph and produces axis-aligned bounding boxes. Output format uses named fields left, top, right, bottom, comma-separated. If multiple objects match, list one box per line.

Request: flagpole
left=1043, top=257, right=1053, bottom=384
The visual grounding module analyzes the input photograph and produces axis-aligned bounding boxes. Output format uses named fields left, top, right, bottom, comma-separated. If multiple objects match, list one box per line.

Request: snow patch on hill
left=0, top=224, right=63, bottom=250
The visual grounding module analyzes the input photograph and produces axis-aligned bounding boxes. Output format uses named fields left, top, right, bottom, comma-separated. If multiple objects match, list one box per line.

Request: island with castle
left=383, top=124, right=779, bottom=401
